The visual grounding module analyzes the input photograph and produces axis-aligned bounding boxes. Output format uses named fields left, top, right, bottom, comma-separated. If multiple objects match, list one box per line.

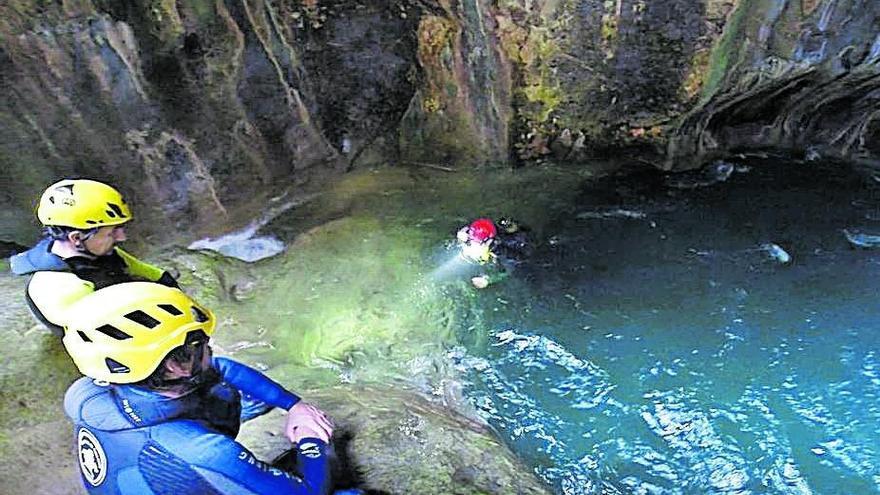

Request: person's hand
left=471, top=275, right=489, bottom=289
left=291, top=425, right=327, bottom=444
left=285, top=401, right=333, bottom=444
left=456, top=228, right=469, bottom=243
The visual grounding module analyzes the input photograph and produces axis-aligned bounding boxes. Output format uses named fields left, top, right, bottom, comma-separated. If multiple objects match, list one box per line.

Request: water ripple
left=451, top=328, right=617, bottom=494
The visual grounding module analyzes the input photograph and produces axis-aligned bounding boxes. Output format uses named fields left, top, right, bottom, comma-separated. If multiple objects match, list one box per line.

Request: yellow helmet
left=62, top=282, right=216, bottom=383
left=37, top=179, right=132, bottom=229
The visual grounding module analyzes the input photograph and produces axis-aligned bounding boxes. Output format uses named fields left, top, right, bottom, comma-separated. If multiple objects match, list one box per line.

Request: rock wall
left=2, top=0, right=878, bottom=243
left=1, top=0, right=346, bottom=244
left=669, top=0, right=880, bottom=167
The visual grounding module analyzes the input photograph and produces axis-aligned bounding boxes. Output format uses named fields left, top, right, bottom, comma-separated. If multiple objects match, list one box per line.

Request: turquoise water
left=450, top=160, right=880, bottom=494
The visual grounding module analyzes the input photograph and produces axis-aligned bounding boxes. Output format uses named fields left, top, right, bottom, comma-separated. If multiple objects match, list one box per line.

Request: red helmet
left=468, top=218, right=497, bottom=243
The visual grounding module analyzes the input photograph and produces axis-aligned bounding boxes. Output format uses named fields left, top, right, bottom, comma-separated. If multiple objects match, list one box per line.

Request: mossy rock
left=240, top=385, right=552, bottom=495
left=0, top=273, right=83, bottom=493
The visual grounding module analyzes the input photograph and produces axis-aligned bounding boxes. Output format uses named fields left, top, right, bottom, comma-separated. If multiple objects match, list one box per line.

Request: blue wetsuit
left=64, top=356, right=331, bottom=494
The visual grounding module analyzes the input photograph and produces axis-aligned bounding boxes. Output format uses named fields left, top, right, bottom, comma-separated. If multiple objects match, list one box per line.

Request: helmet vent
left=124, top=310, right=160, bottom=329
left=105, top=358, right=130, bottom=374
left=190, top=306, right=209, bottom=323
left=96, top=324, right=133, bottom=340
left=77, top=330, right=92, bottom=343
left=158, top=304, right=183, bottom=316
left=86, top=220, right=99, bottom=225
left=106, top=203, right=128, bottom=218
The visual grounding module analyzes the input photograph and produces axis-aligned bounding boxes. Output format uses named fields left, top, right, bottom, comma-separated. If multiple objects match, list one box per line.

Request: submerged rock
left=187, top=194, right=317, bottom=262
left=665, top=160, right=738, bottom=189
left=843, top=229, right=880, bottom=248
left=576, top=208, right=647, bottom=220
left=760, top=243, right=792, bottom=264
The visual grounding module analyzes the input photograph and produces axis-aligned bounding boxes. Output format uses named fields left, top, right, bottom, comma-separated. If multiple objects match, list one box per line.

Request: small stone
left=452, top=466, right=477, bottom=484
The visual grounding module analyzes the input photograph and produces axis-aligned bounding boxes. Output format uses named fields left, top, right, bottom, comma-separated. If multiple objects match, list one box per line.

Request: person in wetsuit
left=62, top=282, right=341, bottom=494
left=456, top=217, right=531, bottom=289
left=9, top=179, right=179, bottom=335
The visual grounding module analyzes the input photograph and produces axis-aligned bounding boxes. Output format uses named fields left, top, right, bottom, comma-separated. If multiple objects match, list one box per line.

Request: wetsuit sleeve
left=292, top=438, right=331, bottom=494
left=114, top=247, right=178, bottom=286
left=476, top=258, right=510, bottom=287
left=213, top=357, right=301, bottom=410
left=159, top=424, right=330, bottom=495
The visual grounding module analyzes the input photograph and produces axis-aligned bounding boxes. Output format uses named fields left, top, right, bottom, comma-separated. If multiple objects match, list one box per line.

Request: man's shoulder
left=64, top=379, right=159, bottom=434
left=26, top=271, right=95, bottom=321
left=64, top=378, right=114, bottom=423
left=9, top=239, right=67, bottom=275
left=29, top=270, right=93, bottom=290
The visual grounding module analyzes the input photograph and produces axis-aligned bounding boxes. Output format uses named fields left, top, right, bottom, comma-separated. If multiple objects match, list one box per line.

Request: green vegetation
left=0, top=275, right=80, bottom=456
left=702, top=0, right=751, bottom=101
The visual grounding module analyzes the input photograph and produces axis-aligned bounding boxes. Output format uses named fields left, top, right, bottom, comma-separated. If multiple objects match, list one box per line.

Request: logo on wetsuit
left=77, top=427, right=107, bottom=486
left=299, top=442, right=321, bottom=459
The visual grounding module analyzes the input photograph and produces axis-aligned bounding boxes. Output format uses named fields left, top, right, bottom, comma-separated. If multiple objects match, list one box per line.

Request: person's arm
left=159, top=422, right=331, bottom=495
left=213, top=356, right=301, bottom=410
left=114, top=247, right=180, bottom=288
left=214, top=357, right=333, bottom=443
left=471, top=261, right=509, bottom=289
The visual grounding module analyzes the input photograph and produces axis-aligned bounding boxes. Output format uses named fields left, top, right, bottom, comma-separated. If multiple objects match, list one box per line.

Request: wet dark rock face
left=241, top=385, right=553, bottom=495
left=544, top=0, right=715, bottom=161
left=2, top=0, right=879, bottom=244
left=670, top=0, right=880, bottom=168
left=294, top=2, right=419, bottom=164
left=0, top=1, right=420, bottom=243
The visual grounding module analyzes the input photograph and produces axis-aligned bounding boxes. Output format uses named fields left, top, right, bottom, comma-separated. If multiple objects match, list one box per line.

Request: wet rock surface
left=669, top=0, right=880, bottom=167
left=241, top=386, right=551, bottom=494
left=0, top=273, right=84, bottom=494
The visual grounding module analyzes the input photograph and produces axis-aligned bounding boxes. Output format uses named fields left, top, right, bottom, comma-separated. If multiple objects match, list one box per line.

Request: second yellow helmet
left=62, top=282, right=216, bottom=383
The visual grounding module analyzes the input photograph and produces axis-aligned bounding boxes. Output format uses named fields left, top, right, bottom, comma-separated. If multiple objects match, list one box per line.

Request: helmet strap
left=69, top=229, right=99, bottom=256
left=155, top=366, right=219, bottom=395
